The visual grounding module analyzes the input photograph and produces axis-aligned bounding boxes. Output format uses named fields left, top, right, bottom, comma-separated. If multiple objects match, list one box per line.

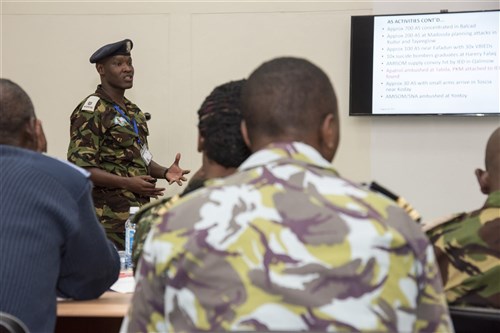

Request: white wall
left=2, top=0, right=499, bottom=220
left=370, top=1, right=500, bottom=219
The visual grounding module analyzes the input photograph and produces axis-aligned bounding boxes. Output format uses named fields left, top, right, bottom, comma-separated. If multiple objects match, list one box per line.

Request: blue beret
left=89, top=39, right=133, bottom=64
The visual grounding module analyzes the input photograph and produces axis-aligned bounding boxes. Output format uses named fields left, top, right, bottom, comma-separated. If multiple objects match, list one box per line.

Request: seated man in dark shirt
left=0, top=78, right=120, bottom=332
left=426, top=126, right=500, bottom=308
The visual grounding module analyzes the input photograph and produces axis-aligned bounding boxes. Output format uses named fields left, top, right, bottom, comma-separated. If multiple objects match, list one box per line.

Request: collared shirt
left=427, top=190, right=500, bottom=308
left=67, top=86, right=150, bottom=236
left=122, top=142, right=452, bottom=332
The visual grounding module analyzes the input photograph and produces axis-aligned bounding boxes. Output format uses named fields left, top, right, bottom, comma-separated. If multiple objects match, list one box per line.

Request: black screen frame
left=349, top=10, right=500, bottom=117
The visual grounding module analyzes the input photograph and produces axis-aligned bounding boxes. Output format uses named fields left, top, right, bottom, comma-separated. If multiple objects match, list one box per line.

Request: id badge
left=140, top=145, right=153, bottom=165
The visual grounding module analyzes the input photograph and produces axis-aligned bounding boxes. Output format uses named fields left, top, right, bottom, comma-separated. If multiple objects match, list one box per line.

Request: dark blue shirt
left=0, top=145, right=120, bottom=332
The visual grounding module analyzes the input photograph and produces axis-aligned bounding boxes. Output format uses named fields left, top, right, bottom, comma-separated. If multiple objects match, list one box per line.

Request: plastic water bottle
left=118, top=251, right=126, bottom=271
left=125, top=206, right=139, bottom=269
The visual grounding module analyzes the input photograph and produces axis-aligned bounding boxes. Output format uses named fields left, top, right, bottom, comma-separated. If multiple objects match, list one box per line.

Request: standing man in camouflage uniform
left=122, top=57, right=452, bottom=332
left=67, top=39, right=189, bottom=249
left=426, top=126, right=500, bottom=308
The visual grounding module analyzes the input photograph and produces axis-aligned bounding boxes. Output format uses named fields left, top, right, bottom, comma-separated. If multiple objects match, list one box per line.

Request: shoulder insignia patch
left=81, top=95, right=100, bottom=112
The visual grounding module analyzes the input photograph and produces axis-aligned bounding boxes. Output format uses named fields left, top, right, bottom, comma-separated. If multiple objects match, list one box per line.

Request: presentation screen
left=349, top=10, right=500, bottom=116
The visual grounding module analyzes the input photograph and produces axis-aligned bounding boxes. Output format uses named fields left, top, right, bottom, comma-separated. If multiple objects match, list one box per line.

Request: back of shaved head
left=485, top=127, right=500, bottom=190
left=0, top=79, right=35, bottom=145
left=241, top=57, right=338, bottom=146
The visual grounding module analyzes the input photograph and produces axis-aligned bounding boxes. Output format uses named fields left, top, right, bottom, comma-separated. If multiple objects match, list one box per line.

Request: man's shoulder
left=36, top=154, right=91, bottom=185
left=167, top=167, right=412, bottom=216
left=134, top=195, right=179, bottom=224
left=2, top=146, right=90, bottom=189
left=427, top=205, right=499, bottom=245
left=23, top=152, right=92, bottom=196
left=73, top=93, right=113, bottom=115
left=424, top=212, right=467, bottom=235
left=164, top=168, right=418, bottom=235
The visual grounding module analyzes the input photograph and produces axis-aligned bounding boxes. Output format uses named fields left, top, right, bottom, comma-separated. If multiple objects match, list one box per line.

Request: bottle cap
left=129, top=206, right=140, bottom=214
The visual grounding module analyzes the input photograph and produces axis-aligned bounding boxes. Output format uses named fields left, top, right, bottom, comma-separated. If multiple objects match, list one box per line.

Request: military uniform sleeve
left=67, top=97, right=103, bottom=168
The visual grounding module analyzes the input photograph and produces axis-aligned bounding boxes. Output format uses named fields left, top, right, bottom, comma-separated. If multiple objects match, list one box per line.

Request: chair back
left=0, top=312, right=29, bottom=333
left=449, top=305, right=500, bottom=333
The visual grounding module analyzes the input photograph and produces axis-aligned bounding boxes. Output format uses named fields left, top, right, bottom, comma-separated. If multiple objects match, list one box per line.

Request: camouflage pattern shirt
left=67, top=85, right=150, bottom=247
left=122, top=142, right=452, bottom=333
left=132, top=178, right=206, bottom=270
left=426, top=191, right=500, bottom=308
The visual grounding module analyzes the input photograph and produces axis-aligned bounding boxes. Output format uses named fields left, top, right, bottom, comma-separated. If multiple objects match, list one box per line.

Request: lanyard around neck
left=113, top=104, right=142, bottom=145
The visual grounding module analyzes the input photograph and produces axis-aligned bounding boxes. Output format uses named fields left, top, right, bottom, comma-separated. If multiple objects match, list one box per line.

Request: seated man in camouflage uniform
left=426, top=126, right=500, bottom=308
left=131, top=79, right=251, bottom=269
left=122, top=57, right=452, bottom=332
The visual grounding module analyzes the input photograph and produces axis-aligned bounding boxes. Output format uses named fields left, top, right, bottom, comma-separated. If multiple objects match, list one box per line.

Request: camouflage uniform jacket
left=132, top=178, right=206, bottom=270
left=67, top=85, right=150, bottom=244
left=426, top=190, right=500, bottom=308
left=122, top=142, right=452, bottom=333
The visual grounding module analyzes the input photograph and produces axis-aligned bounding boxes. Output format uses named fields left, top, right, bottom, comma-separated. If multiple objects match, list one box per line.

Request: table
left=56, top=291, right=132, bottom=333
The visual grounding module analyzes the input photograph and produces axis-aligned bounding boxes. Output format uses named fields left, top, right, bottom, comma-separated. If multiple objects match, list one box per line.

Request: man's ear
left=475, top=168, right=490, bottom=194
left=241, top=120, right=251, bottom=149
left=320, top=113, right=339, bottom=161
left=20, top=118, right=38, bottom=151
left=34, top=119, right=47, bottom=153
left=96, top=63, right=105, bottom=75
left=197, top=134, right=204, bottom=153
